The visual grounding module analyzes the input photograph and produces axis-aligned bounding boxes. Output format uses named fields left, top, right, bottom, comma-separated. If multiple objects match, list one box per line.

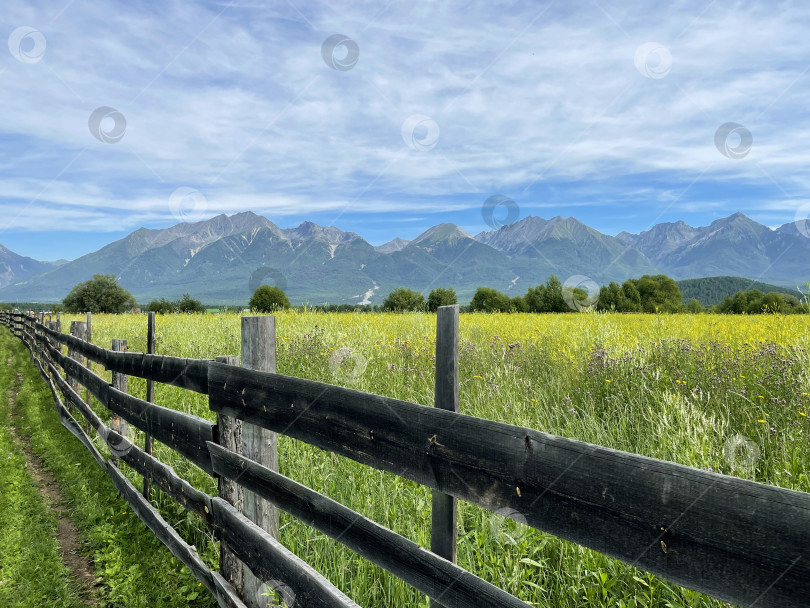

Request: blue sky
left=2, top=0, right=810, bottom=261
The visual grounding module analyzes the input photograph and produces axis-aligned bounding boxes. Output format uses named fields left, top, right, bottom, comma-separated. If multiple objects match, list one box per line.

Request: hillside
left=1, top=212, right=808, bottom=305
left=677, top=276, right=804, bottom=307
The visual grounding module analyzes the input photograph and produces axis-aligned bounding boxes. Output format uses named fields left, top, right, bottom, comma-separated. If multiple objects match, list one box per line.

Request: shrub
left=469, top=287, right=512, bottom=312
left=249, top=285, right=291, bottom=312
left=62, top=274, right=136, bottom=313
left=382, top=288, right=426, bottom=312
left=427, top=287, right=457, bottom=312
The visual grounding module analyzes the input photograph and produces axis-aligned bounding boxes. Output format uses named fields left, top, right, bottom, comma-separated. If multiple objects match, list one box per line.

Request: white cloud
left=1, top=0, right=809, bottom=233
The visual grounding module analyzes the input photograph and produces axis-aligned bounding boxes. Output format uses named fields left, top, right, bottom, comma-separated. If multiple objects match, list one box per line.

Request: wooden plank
left=239, top=316, right=279, bottom=608
left=84, top=312, right=92, bottom=420
left=208, top=361, right=810, bottom=608
left=209, top=497, right=361, bottom=608
left=144, top=312, right=156, bottom=500
left=107, top=386, right=215, bottom=475
left=57, top=403, right=106, bottom=468
left=68, top=321, right=87, bottom=399
left=104, top=351, right=210, bottom=393
left=49, top=360, right=105, bottom=433
left=119, top=437, right=213, bottom=522
left=211, top=572, right=250, bottom=608
left=41, top=329, right=215, bottom=474
left=38, top=322, right=209, bottom=393
left=215, top=355, right=244, bottom=596
left=431, top=305, right=459, bottom=608
left=208, top=442, right=528, bottom=608
left=110, top=339, right=129, bottom=438
left=106, top=461, right=222, bottom=603
left=58, top=349, right=111, bottom=405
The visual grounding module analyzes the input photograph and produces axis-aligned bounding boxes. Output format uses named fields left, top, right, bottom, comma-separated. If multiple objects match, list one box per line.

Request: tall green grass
left=1, top=329, right=216, bottom=607
left=44, top=312, right=810, bottom=606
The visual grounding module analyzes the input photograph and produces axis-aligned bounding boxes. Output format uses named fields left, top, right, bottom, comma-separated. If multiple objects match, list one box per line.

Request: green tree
left=382, top=287, right=426, bottom=312
left=524, top=284, right=547, bottom=312
left=541, top=275, right=567, bottom=312
left=469, top=287, right=513, bottom=312
left=427, top=287, right=457, bottom=312
left=176, top=293, right=205, bottom=313
left=249, top=285, right=291, bottom=312
left=62, top=274, right=136, bottom=313
left=511, top=295, right=528, bottom=312
left=634, top=274, right=683, bottom=313
left=621, top=279, right=642, bottom=312
left=686, top=298, right=702, bottom=313
left=146, top=297, right=175, bottom=314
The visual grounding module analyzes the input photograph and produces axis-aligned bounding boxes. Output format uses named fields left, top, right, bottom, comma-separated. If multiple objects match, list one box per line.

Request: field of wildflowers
left=56, top=311, right=810, bottom=607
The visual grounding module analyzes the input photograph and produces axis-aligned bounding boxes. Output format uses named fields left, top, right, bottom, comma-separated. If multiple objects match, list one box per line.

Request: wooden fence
left=1, top=309, right=808, bottom=608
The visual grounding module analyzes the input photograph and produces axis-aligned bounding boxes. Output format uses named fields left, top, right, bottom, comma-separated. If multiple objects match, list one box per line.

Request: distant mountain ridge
left=0, top=244, right=61, bottom=289
left=676, top=276, right=803, bottom=307
left=0, top=211, right=807, bottom=305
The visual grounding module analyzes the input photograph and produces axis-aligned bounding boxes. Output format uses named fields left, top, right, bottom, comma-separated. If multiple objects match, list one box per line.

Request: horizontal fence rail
left=2, top=310, right=809, bottom=608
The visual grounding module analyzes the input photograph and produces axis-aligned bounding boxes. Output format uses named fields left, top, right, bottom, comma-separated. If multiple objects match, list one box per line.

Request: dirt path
left=6, top=360, right=102, bottom=606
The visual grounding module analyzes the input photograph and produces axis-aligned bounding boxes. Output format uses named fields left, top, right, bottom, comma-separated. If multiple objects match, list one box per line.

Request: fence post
left=67, top=321, right=88, bottom=398
left=240, top=316, right=279, bottom=608
left=110, top=339, right=128, bottom=438
left=143, top=312, right=156, bottom=500
left=54, top=316, right=62, bottom=355
left=215, top=354, right=244, bottom=595
left=430, top=304, right=459, bottom=608
left=85, top=312, right=93, bottom=410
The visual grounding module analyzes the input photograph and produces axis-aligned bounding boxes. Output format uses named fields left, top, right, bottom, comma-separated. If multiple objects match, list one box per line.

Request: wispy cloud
left=1, top=0, right=809, bottom=256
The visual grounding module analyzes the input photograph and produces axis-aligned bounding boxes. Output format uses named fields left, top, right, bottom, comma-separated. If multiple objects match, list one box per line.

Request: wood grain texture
left=37, top=321, right=209, bottom=393
left=144, top=311, right=156, bottom=500
left=110, top=339, right=129, bottom=438
left=239, top=316, right=279, bottom=608
left=431, top=305, right=459, bottom=607
left=107, top=386, right=215, bottom=475
left=210, top=497, right=360, bottom=608
left=208, top=442, right=528, bottom=608
left=208, top=361, right=810, bottom=608
left=215, top=355, right=244, bottom=596
left=106, top=461, right=247, bottom=608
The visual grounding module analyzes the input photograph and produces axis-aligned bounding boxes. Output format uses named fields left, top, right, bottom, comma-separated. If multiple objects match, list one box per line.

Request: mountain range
left=0, top=211, right=807, bottom=305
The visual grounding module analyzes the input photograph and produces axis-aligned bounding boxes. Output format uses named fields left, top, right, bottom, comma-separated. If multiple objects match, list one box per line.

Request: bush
left=469, top=287, right=512, bottom=312
left=382, top=288, right=425, bottom=312
left=146, top=294, right=205, bottom=314
left=249, top=285, right=291, bottom=312
left=176, top=293, right=205, bottom=313
left=62, top=274, right=136, bottom=313
left=146, top=298, right=174, bottom=314
left=427, top=287, right=457, bottom=312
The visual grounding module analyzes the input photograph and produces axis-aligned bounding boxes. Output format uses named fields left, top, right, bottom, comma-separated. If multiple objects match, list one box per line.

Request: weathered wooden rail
left=1, top=309, right=809, bottom=608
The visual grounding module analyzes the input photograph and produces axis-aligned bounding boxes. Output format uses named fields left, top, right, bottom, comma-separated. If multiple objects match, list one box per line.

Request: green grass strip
left=0, top=329, right=216, bottom=608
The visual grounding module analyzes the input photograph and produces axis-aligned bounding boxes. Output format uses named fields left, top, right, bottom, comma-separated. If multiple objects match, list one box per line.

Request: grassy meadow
left=49, top=310, right=810, bottom=607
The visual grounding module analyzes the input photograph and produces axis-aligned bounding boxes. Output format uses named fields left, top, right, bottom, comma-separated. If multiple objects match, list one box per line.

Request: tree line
left=5, top=272, right=807, bottom=315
